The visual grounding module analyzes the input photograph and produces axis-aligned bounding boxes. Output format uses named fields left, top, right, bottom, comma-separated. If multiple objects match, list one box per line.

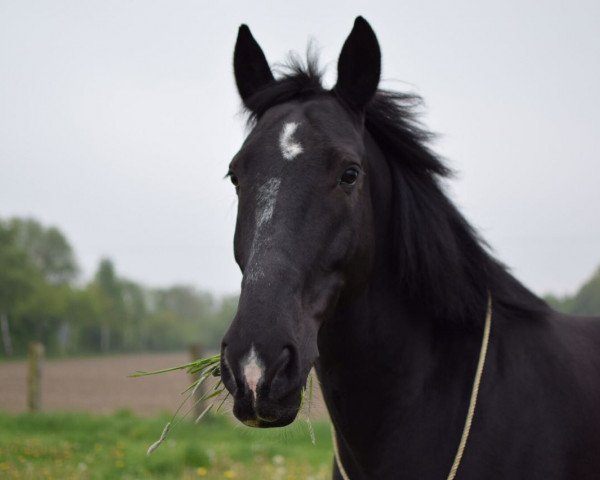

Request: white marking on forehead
left=279, top=122, right=303, bottom=160
left=242, top=346, right=264, bottom=399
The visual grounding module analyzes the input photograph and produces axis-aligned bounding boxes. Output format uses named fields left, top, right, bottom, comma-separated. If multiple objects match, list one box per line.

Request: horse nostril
left=269, top=346, right=299, bottom=401
left=220, top=346, right=241, bottom=397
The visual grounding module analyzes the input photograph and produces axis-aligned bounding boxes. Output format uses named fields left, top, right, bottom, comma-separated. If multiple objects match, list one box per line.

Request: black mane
left=242, top=55, right=548, bottom=325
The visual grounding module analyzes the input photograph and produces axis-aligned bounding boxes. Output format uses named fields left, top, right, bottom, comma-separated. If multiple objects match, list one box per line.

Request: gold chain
left=332, top=294, right=493, bottom=480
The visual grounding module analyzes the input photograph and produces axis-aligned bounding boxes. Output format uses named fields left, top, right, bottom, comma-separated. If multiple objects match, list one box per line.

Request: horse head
left=221, top=17, right=381, bottom=427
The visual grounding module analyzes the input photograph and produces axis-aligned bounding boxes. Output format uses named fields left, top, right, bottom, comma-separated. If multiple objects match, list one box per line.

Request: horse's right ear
left=234, top=25, right=274, bottom=105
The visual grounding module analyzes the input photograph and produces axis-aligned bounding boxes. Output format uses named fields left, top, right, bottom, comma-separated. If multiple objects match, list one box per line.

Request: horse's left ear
left=335, top=17, right=381, bottom=111
left=234, top=25, right=275, bottom=105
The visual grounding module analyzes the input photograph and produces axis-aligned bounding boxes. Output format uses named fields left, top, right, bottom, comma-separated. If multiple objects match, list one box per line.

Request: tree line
left=1, top=216, right=598, bottom=358
left=545, top=267, right=600, bottom=316
left=0, top=217, right=237, bottom=357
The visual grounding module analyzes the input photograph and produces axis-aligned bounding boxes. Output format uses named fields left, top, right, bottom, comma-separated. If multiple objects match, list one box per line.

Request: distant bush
left=0, top=216, right=237, bottom=357
left=545, top=267, right=600, bottom=316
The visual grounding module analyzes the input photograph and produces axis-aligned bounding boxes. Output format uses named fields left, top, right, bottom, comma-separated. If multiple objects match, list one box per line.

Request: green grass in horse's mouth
left=130, top=354, right=315, bottom=455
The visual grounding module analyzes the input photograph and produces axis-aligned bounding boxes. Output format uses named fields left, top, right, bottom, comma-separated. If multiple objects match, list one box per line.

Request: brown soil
left=0, top=352, right=328, bottom=418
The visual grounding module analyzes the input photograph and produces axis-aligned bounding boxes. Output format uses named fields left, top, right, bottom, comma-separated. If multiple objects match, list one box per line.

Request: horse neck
left=315, top=136, right=490, bottom=477
left=316, top=263, right=488, bottom=475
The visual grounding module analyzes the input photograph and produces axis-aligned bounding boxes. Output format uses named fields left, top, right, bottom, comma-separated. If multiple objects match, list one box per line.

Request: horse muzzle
left=220, top=343, right=305, bottom=428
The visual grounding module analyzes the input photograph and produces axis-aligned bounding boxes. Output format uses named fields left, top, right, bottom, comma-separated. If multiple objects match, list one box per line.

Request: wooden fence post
left=27, top=342, right=44, bottom=412
left=189, top=343, right=207, bottom=419
left=0, top=313, right=13, bottom=356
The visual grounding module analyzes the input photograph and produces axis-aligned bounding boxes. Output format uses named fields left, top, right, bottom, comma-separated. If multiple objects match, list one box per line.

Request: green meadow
left=0, top=411, right=334, bottom=480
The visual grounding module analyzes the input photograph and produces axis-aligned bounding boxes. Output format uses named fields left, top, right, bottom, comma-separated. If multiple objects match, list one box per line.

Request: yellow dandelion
left=196, top=467, right=208, bottom=477
left=223, top=470, right=236, bottom=479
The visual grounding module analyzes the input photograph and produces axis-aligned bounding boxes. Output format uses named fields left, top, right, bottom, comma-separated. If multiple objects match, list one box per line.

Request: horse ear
left=234, top=25, right=275, bottom=105
left=335, top=17, right=381, bottom=111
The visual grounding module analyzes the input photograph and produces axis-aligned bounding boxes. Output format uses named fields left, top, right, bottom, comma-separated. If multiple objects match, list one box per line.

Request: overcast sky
left=1, top=0, right=598, bottom=297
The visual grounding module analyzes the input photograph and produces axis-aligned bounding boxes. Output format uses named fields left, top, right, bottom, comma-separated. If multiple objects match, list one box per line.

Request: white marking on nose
left=242, top=346, right=264, bottom=399
left=245, top=177, right=281, bottom=283
left=256, top=178, right=281, bottom=228
left=279, top=122, right=303, bottom=160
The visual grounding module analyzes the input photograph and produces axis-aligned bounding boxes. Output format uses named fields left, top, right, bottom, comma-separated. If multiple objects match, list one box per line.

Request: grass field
left=0, top=410, right=334, bottom=480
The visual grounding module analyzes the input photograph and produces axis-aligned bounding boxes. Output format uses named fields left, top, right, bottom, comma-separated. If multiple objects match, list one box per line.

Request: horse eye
left=340, top=167, right=359, bottom=186
left=229, top=173, right=239, bottom=187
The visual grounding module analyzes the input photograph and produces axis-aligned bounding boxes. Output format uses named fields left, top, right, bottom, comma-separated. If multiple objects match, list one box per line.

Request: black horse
left=219, top=17, right=600, bottom=479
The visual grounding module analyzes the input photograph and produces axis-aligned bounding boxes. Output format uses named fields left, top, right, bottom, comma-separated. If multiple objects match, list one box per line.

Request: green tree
left=0, top=221, right=39, bottom=355
left=1, top=215, right=238, bottom=356
left=202, top=294, right=237, bottom=349
left=9, top=218, right=78, bottom=285
left=93, top=258, right=125, bottom=352
left=14, top=280, right=70, bottom=353
left=545, top=266, right=600, bottom=316
left=570, top=267, right=600, bottom=315
left=146, top=286, right=215, bottom=350
left=121, top=280, right=148, bottom=351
